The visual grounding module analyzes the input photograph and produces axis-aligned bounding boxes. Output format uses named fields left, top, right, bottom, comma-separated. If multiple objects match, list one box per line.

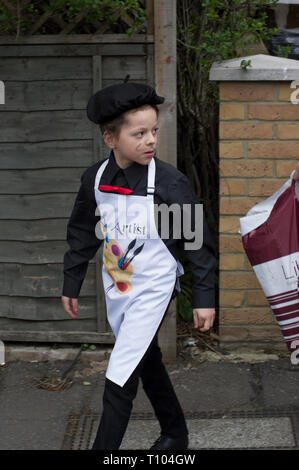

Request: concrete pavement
left=0, top=343, right=299, bottom=451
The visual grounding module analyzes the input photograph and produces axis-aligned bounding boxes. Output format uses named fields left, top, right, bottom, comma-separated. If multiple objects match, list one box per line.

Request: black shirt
left=63, top=150, right=216, bottom=308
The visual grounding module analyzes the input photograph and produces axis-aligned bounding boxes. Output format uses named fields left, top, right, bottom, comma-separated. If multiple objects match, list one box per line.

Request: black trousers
left=91, top=299, right=188, bottom=450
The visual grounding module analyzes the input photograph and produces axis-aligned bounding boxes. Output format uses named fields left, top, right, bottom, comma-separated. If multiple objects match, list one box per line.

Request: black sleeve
left=173, top=174, right=216, bottom=309
left=62, top=168, right=102, bottom=298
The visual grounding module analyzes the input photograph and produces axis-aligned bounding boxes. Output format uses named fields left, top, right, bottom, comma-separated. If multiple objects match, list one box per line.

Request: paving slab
left=65, top=414, right=297, bottom=450
left=260, top=360, right=299, bottom=408
left=0, top=355, right=299, bottom=451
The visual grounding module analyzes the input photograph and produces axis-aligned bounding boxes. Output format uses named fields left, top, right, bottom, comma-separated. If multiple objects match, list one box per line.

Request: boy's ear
left=102, top=131, right=115, bottom=149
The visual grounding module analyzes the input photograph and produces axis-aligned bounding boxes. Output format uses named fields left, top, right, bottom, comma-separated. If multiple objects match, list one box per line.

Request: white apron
left=94, top=157, right=184, bottom=387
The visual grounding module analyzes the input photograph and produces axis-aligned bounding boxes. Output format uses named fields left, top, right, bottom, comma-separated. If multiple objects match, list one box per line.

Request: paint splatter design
left=103, top=230, right=144, bottom=295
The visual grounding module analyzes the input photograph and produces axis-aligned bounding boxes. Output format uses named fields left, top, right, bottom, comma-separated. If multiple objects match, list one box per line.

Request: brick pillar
left=210, top=54, right=299, bottom=350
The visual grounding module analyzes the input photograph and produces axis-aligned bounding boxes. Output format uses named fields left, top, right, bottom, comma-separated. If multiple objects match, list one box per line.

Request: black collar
left=103, top=150, right=148, bottom=190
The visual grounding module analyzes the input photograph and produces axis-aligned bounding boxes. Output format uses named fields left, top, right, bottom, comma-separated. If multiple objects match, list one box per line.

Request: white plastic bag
left=239, top=172, right=299, bottom=352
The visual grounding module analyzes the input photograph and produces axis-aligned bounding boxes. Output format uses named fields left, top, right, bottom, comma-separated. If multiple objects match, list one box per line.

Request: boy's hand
left=61, top=296, right=78, bottom=319
left=293, top=162, right=299, bottom=181
left=193, top=308, right=215, bottom=332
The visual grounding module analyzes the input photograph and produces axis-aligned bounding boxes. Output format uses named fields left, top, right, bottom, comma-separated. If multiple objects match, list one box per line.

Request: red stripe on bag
left=99, top=185, right=133, bottom=195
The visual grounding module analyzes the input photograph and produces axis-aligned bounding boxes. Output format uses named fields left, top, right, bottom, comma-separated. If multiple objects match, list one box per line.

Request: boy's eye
left=136, top=128, right=159, bottom=137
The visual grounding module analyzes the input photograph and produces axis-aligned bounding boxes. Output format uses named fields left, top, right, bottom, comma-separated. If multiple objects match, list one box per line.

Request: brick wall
left=219, top=80, right=298, bottom=350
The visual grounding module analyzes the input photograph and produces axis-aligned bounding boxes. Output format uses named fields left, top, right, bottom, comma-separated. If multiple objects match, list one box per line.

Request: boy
left=61, top=78, right=216, bottom=450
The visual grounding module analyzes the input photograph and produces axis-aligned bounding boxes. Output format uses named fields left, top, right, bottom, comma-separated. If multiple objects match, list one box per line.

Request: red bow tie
left=99, top=185, right=133, bottom=195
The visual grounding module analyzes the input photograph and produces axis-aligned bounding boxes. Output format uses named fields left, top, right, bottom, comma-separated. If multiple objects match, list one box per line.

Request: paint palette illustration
left=103, top=230, right=144, bottom=295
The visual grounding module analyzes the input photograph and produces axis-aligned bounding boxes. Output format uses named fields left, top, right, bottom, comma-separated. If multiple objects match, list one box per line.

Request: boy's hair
left=99, top=103, right=159, bottom=139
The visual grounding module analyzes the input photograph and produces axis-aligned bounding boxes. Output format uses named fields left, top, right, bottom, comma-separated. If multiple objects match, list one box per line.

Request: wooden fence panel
left=0, top=141, right=94, bottom=169
left=0, top=36, right=154, bottom=343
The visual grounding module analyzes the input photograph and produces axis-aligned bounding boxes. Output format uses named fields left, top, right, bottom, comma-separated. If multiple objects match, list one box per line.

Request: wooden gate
left=0, top=34, right=155, bottom=343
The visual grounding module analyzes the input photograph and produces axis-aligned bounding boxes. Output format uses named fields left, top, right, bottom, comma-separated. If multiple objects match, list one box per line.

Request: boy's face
left=105, top=106, right=159, bottom=169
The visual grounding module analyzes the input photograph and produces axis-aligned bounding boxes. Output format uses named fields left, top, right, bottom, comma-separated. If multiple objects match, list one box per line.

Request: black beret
left=87, top=75, right=165, bottom=124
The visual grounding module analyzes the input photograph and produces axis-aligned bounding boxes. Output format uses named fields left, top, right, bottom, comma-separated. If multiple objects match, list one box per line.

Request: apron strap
left=94, top=158, right=109, bottom=192
left=95, top=156, right=156, bottom=196
left=147, top=158, right=156, bottom=195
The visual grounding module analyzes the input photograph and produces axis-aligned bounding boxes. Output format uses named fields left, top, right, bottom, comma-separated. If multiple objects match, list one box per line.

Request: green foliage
left=276, top=44, right=292, bottom=58
left=83, top=343, right=97, bottom=350
left=178, top=0, right=281, bottom=78
left=0, top=0, right=147, bottom=36
left=240, top=59, right=252, bottom=70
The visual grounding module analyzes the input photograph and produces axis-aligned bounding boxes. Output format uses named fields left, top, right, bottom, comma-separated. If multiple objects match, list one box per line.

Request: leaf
left=82, top=381, right=91, bottom=386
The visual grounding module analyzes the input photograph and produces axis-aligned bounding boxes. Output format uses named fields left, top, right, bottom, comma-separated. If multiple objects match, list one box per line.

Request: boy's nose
left=146, top=133, right=156, bottom=144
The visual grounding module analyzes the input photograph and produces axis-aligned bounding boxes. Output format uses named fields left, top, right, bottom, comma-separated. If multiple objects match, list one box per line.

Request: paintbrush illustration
left=118, top=238, right=137, bottom=269
left=121, top=243, right=145, bottom=270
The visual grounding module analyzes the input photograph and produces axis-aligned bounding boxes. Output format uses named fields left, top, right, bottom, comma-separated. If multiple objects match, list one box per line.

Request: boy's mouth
left=144, top=150, right=155, bottom=155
